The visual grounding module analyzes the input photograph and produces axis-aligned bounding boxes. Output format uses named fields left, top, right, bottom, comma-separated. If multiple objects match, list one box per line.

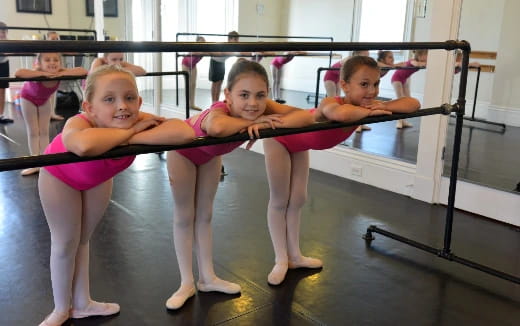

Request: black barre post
left=462, top=66, right=506, bottom=131
left=363, top=43, right=520, bottom=285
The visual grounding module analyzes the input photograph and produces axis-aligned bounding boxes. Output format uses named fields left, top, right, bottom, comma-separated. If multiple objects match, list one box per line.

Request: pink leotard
left=182, top=55, right=203, bottom=69
left=271, top=55, right=294, bottom=69
left=176, top=101, right=244, bottom=165
left=274, top=97, right=356, bottom=153
left=20, top=80, right=60, bottom=106
left=323, top=61, right=342, bottom=83
left=390, top=60, right=419, bottom=84
left=43, top=114, right=136, bottom=191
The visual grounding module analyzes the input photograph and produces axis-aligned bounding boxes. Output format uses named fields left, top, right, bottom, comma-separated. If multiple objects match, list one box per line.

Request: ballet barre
left=0, top=71, right=191, bottom=119
left=1, top=39, right=516, bottom=284
left=1, top=25, right=97, bottom=39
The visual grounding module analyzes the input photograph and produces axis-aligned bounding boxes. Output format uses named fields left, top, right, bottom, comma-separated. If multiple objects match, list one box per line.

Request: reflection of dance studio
left=0, top=1, right=519, bottom=326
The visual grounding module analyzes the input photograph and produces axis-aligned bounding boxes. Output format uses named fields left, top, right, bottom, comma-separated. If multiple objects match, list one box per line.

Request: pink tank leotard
left=323, top=61, right=342, bottom=83
left=390, top=60, right=419, bottom=84
left=182, top=55, right=203, bottom=69
left=43, top=114, right=136, bottom=191
left=271, top=55, right=294, bottom=69
left=176, top=101, right=244, bottom=165
left=20, top=80, right=60, bottom=106
left=274, top=97, right=356, bottom=153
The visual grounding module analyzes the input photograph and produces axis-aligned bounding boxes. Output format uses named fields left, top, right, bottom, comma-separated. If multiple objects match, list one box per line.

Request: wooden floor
left=0, top=99, right=519, bottom=325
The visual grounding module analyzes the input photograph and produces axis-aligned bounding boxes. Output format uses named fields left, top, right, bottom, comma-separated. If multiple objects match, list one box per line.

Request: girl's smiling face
left=341, top=65, right=380, bottom=107
left=83, top=72, right=142, bottom=128
left=39, top=53, right=62, bottom=73
left=224, top=72, right=268, bottom=121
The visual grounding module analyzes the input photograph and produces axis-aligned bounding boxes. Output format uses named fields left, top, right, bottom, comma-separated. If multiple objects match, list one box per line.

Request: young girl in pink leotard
left=37, top=65, right=194, bottom=326
left=165, top=59, right=314, bottom=310
left=391, top=49, right=427, bottom=129
left=323, top=50, right=372, bottom=133
left=263, top=56, right=420, bottom=285
left=15, top=53, right=88, bottom=176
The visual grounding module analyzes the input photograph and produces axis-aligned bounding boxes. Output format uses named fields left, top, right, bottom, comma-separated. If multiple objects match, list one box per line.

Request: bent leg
left=194, top=156, right=240, bottom=294
left=286, top=151, right=322, bottom=269
left=70, top=179, right=119, bottom=318
left=38, top=169, right=82, bottom=325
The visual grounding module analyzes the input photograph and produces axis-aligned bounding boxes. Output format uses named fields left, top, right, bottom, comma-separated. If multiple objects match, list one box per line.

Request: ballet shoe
left=355, top=125, right=371, bottom=133
left=38, top=310, right=69, bottom=326
left=51, top=114, right=64, bottom=121
left=197, top=278, right=241, bottom=294
left=191, top=106, right=202, bottom=111
left=288, top=256, right=323, bottom=269
left=396, top=120, right=412, bottom=129
left=20, top=167, right=40, bottom=176
left=165, top=285, right=196, bottom=310
left=267, top=262, right=289, bottom=286
left=70, top=301, right=120, bottom=319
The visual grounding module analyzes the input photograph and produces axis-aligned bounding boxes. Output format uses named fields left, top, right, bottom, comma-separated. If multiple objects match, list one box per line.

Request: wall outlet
left=351, top=165, right=363, bottom=177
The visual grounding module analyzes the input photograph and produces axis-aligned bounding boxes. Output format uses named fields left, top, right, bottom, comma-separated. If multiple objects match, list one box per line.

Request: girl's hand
left=364, top=100, right=387, bottom=111
left=132, top=117, right=163, bottom=134
left=246, top=121, right=273, bottom=139
left=253, top=114, right=283, bottom=129
left=368, top=109, right=392, bottom=116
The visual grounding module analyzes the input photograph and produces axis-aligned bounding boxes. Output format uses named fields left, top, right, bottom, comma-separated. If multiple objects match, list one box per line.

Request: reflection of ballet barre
left=0, top=71, right=192, bottom=119
left=0, top=25, right=97, bottom=39
left=1, top=39, right=518, bottom=284
left=3, top=53, right=98, bottom=57
left=174, top=32, right=335, bottom=105
left=451, top=66, right=506, bottom=132
left=177, top=52, right=343, bottom=58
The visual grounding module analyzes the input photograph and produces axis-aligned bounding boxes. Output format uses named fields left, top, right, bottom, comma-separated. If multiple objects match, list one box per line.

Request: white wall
left=490, top=0, right=520, bottom=116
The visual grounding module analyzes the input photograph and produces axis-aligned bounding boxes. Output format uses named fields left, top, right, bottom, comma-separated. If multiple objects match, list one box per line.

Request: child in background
left=0, top=22, right=13, bottom=124
left=37, top=65, right=194, bottom=326
left=377, top=50, right=396, bottom=78
left=90, top=52, right=147, bottom=76
left=270, top=51, right=306, bottom=104
left=182, top=36, right=206, bottom=111
left=209, top=31, right=240, bottom=103
left=45, top=31, right=66, bottom=121
left=165, top=59, right=313, bottom=310
left=263, top=56, right=420, bottom=285
left=324, top=50, right=371, bottom=132
left=391, top=49, right=427, bottom=129
left=15, top=53, right=88, bottom=176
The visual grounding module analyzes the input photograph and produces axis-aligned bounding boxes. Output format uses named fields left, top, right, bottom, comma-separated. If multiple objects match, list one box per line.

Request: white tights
left=38, top=170, right=114, bottom=322
left=263, top=139, right=322, bottom=285
left=20, top=97, right=51, bottom=156
left=165, top=152, right=240, bottom=309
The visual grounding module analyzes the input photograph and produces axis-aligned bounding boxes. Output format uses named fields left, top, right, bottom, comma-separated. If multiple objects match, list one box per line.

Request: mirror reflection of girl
left=90, top=52, right=146, bottom=76
left=181, top=36, right=206, bottom=111
left=391, top=49, right=428, bottom=129
left=264, top=56, right=420, bottom=285
left=15, top=53, right=88, bottom=176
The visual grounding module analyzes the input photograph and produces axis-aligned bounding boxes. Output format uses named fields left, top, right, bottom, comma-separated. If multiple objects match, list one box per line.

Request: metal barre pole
left=0, top=106, right=448, bottom=172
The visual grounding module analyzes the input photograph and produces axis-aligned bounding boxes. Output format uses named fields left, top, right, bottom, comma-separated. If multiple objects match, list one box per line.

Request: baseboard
left=440, top=177, right=520, bottom=226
